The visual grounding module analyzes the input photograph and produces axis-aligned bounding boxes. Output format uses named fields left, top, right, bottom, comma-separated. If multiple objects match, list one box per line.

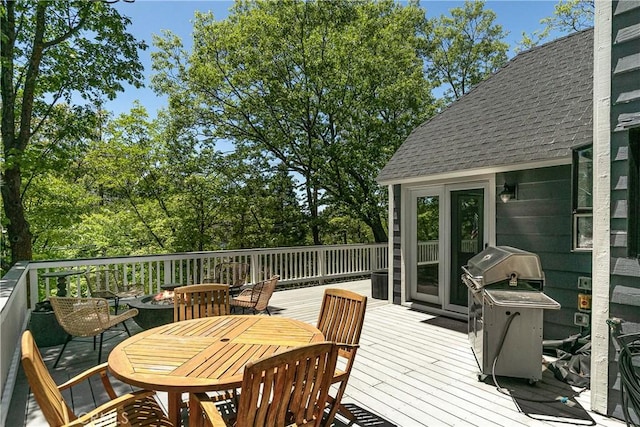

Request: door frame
left=404, top=177, right=496, bottom=313
left=442, top=181, right=493, bottom=314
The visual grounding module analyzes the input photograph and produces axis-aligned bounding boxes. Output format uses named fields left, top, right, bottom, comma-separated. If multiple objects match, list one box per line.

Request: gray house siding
left=496, top=166, right=591, bottom=340
left=392, top=184, right=402, bottom=304
left=607, top=0, right=640, bottom=419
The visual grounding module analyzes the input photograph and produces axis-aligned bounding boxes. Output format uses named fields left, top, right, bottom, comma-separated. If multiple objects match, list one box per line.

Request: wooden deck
left=7, top=279, right=625, bottom=427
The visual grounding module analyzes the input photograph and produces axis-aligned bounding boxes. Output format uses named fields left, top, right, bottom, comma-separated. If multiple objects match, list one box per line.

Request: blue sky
left=107, top=0, right=563, bottom=118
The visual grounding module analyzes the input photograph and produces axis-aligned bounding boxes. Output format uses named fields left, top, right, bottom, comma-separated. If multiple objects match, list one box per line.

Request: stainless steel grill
left=462, top=246, right=560, bottom=383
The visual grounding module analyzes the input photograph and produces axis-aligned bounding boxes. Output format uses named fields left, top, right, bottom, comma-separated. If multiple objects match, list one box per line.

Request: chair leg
left=265, top=306, right=271, bottom=316
left=97, top=332, right=104, bottom=365
left=114, top=297, right=120, bottom=314
left=53, top=335, right=72, bottom=368
left=93, top=335, right=97, bottom=350
left=122, top=319, right=132, bottom=336
left=325, top=382, right=351, bottom=427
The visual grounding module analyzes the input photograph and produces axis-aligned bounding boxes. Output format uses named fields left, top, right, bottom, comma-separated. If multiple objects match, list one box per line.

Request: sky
left=106, top=0, right=564, bottom=118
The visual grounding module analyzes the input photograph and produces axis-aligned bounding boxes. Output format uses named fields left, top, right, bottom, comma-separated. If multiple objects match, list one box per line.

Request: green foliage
left=1, top=0, right=514, bottom=263
left=1, top=0, right=146, bottom=264
left=516, top=0, right=594, bottom=52
left=152, top=0, right=436, bottom=243
left=426, top=0, right=508, bottom=101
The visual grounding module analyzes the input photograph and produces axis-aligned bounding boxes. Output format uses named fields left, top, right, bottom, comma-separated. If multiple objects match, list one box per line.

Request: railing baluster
left=24, top=243, right=388, bottom=301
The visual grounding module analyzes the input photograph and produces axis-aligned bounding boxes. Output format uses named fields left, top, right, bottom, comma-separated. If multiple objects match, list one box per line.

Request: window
left=630, top=129, right=640, bottom=258
left=572, top=145, right=593, bottom=250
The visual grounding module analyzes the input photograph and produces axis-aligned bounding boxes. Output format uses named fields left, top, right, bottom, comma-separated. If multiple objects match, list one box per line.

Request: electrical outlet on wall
left=578, top=276, right=592, bottom=290
left=574, top=312, right=590, bottom=327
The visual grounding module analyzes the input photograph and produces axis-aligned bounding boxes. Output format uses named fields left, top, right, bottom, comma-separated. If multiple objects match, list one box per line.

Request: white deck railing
left=416, top=240, right=477, bottom=265
left=0, top=243, right=387, bottom=424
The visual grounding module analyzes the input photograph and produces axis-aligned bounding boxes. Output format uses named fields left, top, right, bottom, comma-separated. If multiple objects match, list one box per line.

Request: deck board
left=7, top=279, right=625, bottom=427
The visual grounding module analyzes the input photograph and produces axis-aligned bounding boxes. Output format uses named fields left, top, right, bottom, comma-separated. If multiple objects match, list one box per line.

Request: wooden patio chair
left=173, top=284, right=230, bottom=321
left=316, top=288, right=367, bottom=426
left=229, top=275, right=279, bottom=315
left=20, top=330, right=173, bottom=427
left=85, top=268, right=145, bottom=314
left=190, top=341, right=339, bottom=427
left=49, top=296, right=138, bottom=368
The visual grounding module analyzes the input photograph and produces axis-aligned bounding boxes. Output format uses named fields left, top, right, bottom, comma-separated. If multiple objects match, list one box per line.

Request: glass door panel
left=449, top=189, right=484, bottom=308
left=415, top=195, right=440, bottom=301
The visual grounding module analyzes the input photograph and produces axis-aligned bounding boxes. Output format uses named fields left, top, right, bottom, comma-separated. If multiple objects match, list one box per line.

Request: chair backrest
left=49, top=297, right=111, bottom=337
left=84, top=268, right=121, bottom=297
left=251, top=275, right=279, bottom=312
left=173, top=284, right=230, bottom=321
left=236, top=342, right=338, bottom=427
left=21, top=330, right=76, bottom=425
left=316, top=289, right=367, bottom=359
left=206, top=262, right=250, bottom=287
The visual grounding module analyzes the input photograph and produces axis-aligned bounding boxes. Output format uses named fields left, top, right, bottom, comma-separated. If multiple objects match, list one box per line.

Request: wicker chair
left=316, top=289, right=367, bottom=426
left=204, top=262, right=250, bottom=295
left=85, top=268, right=145, bottom=314
left=229, top=275, right=278, bottom=315
left=49, top=296, right=138, bottom=368
left=190, top=342, right=338, bottom=427
left=173, top=284, right=230, bottom=321
left=21, top=330, right=173, bottom=427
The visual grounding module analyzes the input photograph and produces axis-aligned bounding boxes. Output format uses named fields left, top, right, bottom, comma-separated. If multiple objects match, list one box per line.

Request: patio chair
left=190, top=341, right=338, bottom=427
left=49, top=296, right=138, bottom=368
left=173, top=284, right=230, bottom=321
left=316, top=288, right=367, bottom=426
left=20, top=330, right=173, bottom=427
left=204, top=262, right=250, bottom=295
left=229, top=275, right=279, bottom=315
left=85, top=268, right=145, bottom=314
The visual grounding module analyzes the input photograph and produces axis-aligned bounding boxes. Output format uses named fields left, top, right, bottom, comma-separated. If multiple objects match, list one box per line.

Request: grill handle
left=461, top=266, right=482, bottom=295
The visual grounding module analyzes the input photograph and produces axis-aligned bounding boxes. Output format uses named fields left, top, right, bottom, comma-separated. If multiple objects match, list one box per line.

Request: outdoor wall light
left=499, top=183, right=517, bottom=203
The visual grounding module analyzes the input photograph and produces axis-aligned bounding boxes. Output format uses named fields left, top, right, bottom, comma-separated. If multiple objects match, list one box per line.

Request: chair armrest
left=335, top=343, right=359, bottom=351
left=58, top=362, right=117, bottom=400
left=64, top=390, right=158, bottom=427
left=191, top=392, right=228, bottom=427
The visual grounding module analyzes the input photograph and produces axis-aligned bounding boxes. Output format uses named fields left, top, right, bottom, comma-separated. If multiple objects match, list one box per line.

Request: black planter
left=371, top=270, right=389, bottom=300
left=29, top=310, right=67, bottom=347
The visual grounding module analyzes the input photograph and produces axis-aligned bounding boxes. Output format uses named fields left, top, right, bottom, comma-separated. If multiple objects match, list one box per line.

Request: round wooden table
left=108, top=315, right=324, bottom=425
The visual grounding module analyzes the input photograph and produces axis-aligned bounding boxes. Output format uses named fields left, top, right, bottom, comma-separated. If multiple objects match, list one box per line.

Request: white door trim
left=403, top=176, right=496, bottom=313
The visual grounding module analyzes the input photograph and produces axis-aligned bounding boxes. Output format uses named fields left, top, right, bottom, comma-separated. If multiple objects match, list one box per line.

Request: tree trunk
left=364, top=214, right=388, bottom=243
left=1, top=167, right=33, bottom=263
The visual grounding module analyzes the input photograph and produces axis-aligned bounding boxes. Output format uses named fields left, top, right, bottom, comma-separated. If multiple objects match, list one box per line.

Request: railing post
left=29, top=266, right=39, bottom=307
left=163, top=260, right=172, bottom=285
left=250, top=253, right=259, bottom=284
left=318, top=247, right=325, bottom=285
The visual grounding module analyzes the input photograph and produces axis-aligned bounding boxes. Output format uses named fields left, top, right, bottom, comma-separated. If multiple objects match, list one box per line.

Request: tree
left=0, top=0, right=145, bottom=264
left=517, top=0, right=594, bottom=52
left=152, top=0, right=435, bottom=244
left=426, top=0, right=509, bottom=101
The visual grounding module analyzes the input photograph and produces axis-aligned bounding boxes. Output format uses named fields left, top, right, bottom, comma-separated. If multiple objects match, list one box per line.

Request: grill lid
left=463, top=246, right=544, bottom=288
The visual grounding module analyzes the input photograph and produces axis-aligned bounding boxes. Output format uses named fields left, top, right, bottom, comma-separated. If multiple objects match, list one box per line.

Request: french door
left=409, top=182, right=490, bottom=314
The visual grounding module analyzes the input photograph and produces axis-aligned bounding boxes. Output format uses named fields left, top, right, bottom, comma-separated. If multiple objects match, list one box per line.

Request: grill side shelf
left=483, top=289, right=561, bottom=309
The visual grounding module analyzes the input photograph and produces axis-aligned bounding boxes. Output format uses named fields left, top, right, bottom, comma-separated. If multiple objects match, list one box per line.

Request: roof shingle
left=377, top=29, right=594, bottom=184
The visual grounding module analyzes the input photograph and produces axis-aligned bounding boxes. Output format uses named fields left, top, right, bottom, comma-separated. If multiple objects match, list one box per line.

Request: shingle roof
left=377, top=29, right=594, bottom=184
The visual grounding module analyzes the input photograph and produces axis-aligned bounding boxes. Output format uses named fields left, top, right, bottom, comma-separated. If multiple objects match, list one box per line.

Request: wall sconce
left=499, top=183, right=517, bottom=203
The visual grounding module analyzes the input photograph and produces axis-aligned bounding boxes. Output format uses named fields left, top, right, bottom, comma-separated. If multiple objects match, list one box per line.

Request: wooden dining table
left=108, top=315, right=324, bottom=426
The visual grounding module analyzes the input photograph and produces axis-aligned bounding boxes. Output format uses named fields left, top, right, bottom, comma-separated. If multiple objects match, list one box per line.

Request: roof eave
left=377, top=156, right=572, bottom=186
